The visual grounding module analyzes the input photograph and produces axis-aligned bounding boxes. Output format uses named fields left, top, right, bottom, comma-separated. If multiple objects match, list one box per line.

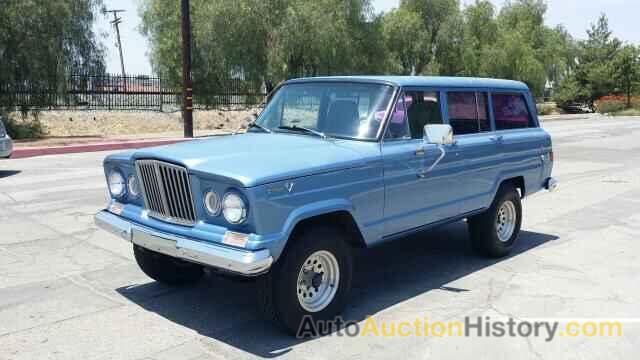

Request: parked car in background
left=0, top=117, right=13, bottom=158
left=95, top=76, right=557, bottom=335
left=560, top=102, right=595, bottom=114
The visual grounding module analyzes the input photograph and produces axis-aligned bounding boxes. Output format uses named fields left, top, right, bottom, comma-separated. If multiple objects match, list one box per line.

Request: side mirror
left=424, top=124, right=454, bottom=145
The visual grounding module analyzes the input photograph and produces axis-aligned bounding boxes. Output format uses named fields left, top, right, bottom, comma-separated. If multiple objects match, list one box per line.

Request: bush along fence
left=0, top=73, right=268, bottom=112
left=594, top=95, right=640, bottom=114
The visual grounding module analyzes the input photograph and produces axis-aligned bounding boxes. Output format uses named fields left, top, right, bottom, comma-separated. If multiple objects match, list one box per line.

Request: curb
left=539, top=114, right=597, bottom=122
left=10, top=138, right=189, bottom=159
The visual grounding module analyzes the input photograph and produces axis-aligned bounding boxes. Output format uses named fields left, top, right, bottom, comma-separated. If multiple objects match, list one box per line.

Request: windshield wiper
left=277, top=125, right=326, bottom=139
left=233, top=120, right=271, bottom=135
left=247, top=121, right=272, bottom=133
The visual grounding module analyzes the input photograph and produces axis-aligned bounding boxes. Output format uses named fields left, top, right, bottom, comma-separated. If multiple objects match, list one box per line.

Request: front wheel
left=468, top=183, right=522, bottom=257
left=258, top=225, right=353, bottom=336
left=133, top=245, right=204, bottom=286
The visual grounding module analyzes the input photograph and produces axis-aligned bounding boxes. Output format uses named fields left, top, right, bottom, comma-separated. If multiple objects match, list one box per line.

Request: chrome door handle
left=490, top=135, right=504, bottom=142
left=415, top=148, right=425, bottom=156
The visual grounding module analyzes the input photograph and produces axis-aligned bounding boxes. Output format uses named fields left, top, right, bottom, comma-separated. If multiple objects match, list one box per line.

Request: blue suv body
left=95, top=76, right=556, bottom=334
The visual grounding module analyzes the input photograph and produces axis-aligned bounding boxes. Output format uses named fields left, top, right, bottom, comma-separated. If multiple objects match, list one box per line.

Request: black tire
left=258, top=225, right=353, bottom=336
left=468, top=183, right=522, bottom=258
left=133, top=244, right=204, bottom=286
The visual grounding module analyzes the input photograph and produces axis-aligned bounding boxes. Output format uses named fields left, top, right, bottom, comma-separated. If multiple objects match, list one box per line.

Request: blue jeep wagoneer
left=95, top=76, right=557, bottom=334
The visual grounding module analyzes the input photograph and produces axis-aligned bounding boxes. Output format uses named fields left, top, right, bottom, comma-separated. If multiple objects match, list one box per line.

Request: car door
left=446, top=91, right=503, bottom=214
left=381, top=89, right=463, bottom=237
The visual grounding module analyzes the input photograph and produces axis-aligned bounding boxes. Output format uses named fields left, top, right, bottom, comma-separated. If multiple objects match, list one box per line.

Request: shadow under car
left=117, top=221, right=558, bottom=358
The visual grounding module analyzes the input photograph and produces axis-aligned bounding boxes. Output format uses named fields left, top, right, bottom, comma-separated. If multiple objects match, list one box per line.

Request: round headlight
left=204, top=191, right=221, bottom=216
left=127, top=175, right=140, bottom=198
left=222, top=192, right=247, bottom=224
left=108, top=170, right=126, bottom=197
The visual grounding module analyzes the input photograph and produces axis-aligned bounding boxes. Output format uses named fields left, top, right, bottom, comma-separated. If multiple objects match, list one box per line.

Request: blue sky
left=96, top=0, right=640, bottom=74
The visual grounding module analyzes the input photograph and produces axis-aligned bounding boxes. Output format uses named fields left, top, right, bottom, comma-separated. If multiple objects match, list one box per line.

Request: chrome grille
left=135, top=160, right=197, bottom=226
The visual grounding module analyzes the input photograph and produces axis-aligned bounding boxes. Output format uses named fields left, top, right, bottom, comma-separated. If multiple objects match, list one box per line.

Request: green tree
left=381, top=8, right=429, bottom=74
left=553, top=76, right=589, bottom=108
left=480, top=31, right=546, bottom=95
left=141, top=0, right=382, bottom=94
left=0, top=0, right=105, bottom=111
left=270, top=0, right=383, bottom=79
left=399, top=0, right=459, bottom=74
left=613, top=45, right=640, bottom=107
left=540, top=25, right=577, bottom=87
left=575, top=14, right=622, bottom=101
left=449, top=0, right=498, bottom=76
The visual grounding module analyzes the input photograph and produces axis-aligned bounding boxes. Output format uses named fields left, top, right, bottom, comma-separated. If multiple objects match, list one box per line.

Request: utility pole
left=105, top=9, right=127, bottom=93
left=105, top=9, right=127, bottom=79
left=181, top=0, right=194, bottom=138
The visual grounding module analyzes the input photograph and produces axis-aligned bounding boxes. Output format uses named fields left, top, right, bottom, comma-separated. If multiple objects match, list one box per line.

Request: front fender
left=257, top=198, right=360, bottom=261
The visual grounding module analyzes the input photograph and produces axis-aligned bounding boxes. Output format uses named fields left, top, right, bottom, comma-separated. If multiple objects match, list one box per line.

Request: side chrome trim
left=94, top=211, right=273, bottom=276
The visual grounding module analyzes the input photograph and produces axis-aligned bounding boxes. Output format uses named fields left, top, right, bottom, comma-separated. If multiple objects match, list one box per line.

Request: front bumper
left=0, top=136, right=12, bottom=158
left=95, top=211, right=273, bottom=276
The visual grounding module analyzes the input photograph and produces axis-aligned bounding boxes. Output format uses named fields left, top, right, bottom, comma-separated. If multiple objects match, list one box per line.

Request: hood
left=130, top=133, right=380, bottom=187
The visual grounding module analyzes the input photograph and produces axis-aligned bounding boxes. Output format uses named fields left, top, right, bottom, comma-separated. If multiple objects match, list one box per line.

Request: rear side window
left=405, top=91, right=443, bottom=139
left=447, top=92, right=490, bottom=135
left=492, top=93, right=535, bottom=130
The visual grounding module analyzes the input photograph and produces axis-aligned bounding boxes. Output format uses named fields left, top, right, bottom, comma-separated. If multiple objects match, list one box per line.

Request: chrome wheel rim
left=496, top=200, right=517, bottom=242
left=296, top=250, right=340, bottom=313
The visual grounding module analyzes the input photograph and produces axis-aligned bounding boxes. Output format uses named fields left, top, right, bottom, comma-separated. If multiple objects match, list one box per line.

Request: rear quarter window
left=492, top=93, right=536, bottom=130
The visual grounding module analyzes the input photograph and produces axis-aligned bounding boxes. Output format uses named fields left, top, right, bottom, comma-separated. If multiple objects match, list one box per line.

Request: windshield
left=255, top=82, right=395, bottom=140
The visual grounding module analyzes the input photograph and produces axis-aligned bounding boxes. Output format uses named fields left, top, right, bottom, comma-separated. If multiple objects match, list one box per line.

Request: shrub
left=595, top=96, right=627, bottom=114
left=553, top=76, right=589, bottom=109
left=595, top=95, right=640, bottom=113
left=3, top=114, right=45, bottom=139
left=536, top=103, right=557, bottom=115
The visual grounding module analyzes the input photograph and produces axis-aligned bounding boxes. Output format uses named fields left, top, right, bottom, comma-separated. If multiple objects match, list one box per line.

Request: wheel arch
left=288, top=210, right=367, bottom=249
left=502, top=176, right=526, bottom=198
left=272, top=201, right=367, bottom=263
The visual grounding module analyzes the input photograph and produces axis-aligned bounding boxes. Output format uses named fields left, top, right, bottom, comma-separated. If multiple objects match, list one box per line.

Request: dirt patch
left=6, top=109, right=259, bottom=137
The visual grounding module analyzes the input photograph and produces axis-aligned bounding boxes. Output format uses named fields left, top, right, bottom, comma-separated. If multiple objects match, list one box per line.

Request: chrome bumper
left=95, top=211, right=273, bottom=276
left=545, top=177, right=559, bottom=192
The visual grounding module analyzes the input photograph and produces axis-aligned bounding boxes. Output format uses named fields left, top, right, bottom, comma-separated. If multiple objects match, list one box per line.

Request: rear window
left=492, top=94, right=535, bottom=130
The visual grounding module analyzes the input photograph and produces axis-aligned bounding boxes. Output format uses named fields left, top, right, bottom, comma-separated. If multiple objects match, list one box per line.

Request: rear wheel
left=133, top=245, right=204, bottom=285
left=258, top=225, right=353, bottom=336
left=468, top=183, right=522, bottom=257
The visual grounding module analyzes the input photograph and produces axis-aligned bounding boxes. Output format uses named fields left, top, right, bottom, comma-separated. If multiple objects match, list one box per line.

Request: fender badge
left=285, top=181, right=295, bottom=193
left=267, top=181, right=295, bottom=194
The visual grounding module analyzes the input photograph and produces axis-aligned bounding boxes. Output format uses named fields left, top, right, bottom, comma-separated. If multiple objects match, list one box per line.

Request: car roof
left=284, top=75, right=529, bottom=91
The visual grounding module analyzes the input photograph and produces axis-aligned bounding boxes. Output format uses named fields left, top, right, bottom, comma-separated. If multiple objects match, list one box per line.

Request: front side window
left=492, top=93, right=535, bottom=130
left=385, top=92, right=411, bottom=139
left=257, top=82, right=395, bottom=140
left=447, top=92, right=490, bottom=135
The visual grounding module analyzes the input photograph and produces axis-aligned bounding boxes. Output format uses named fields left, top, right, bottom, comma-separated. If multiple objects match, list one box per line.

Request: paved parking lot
left=1, top=116, right=639, bottom=359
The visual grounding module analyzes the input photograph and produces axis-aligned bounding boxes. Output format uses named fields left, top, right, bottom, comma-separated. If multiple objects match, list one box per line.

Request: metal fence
left=0, top=73, right=267, bottom=111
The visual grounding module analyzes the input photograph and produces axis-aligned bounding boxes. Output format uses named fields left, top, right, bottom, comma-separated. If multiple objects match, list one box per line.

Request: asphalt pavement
left=0, top=116, right=639, bottom=359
